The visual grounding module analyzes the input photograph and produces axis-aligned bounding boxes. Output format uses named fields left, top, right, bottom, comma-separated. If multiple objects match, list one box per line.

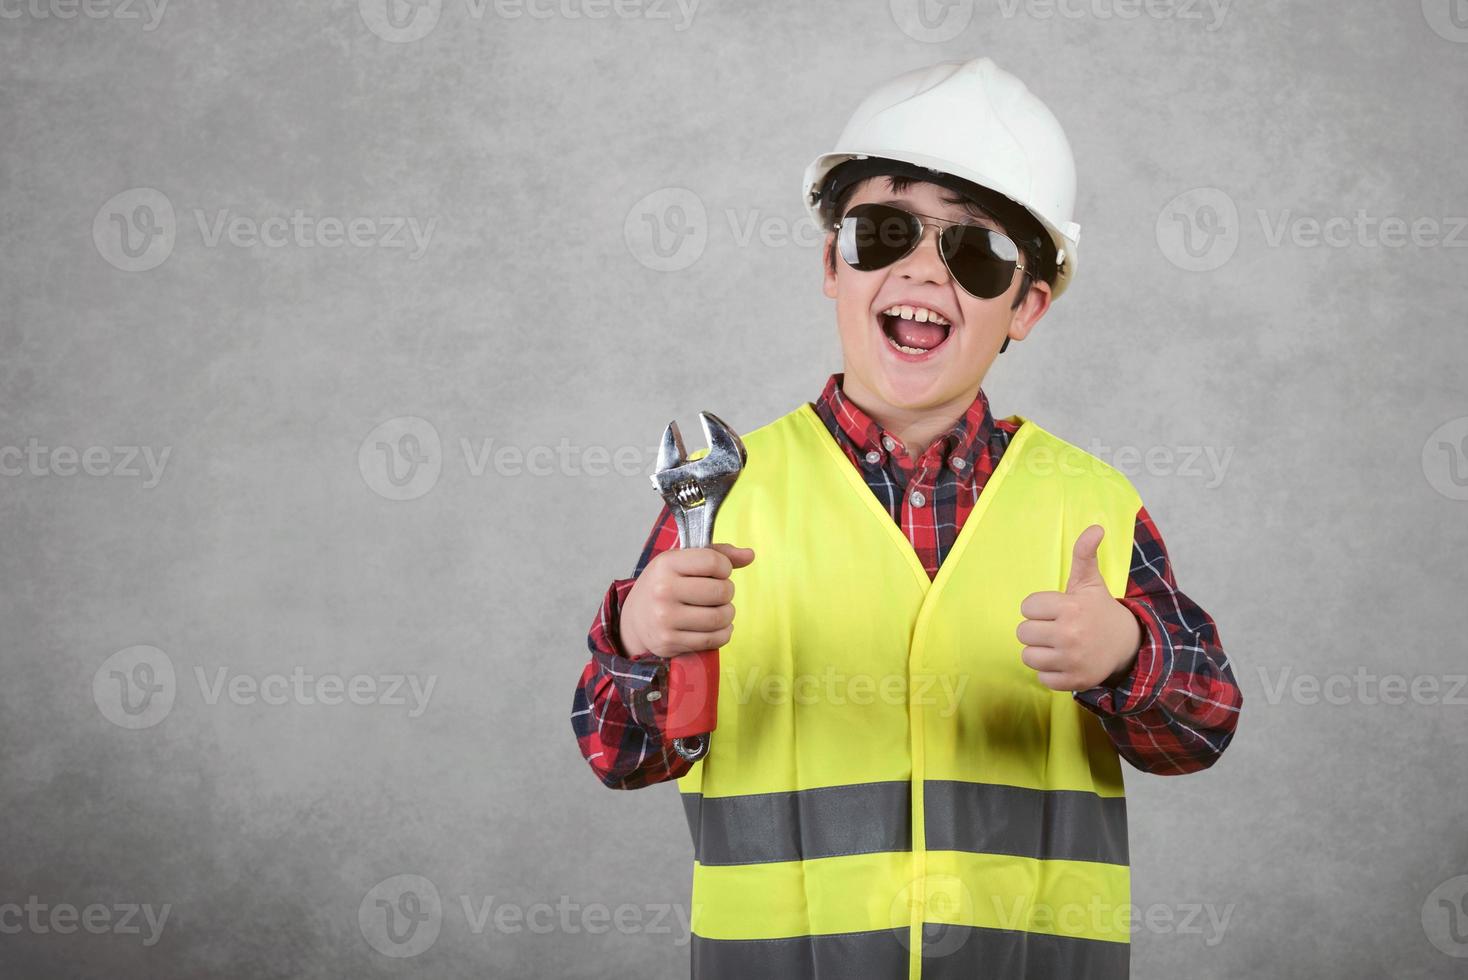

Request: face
left=822, top=177, right=1051, bottom=423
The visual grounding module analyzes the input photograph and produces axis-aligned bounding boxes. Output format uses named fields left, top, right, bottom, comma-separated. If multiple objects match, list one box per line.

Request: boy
left=572, top=57, right=1241, bottom=979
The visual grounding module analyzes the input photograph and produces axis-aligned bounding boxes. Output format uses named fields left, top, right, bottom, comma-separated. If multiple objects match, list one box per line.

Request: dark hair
left=823, top=172, right=1044, bottom=312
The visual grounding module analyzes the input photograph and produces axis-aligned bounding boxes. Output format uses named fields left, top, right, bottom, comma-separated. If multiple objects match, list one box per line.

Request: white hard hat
left=803, top=57, right=1082, bottom=300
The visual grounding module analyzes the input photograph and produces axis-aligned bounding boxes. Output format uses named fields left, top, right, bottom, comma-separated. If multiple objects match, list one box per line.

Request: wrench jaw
left=655, top=420, right=688, bottom=478
left=651, top=412, right=747, bottom=551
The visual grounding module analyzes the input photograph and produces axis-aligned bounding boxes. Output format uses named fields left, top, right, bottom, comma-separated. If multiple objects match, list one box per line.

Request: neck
left=841, top=376, right=978, bottom=461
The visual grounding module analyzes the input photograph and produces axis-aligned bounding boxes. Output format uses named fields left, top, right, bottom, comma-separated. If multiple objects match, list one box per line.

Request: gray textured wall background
left=2, top=1, right=1466, bottom=977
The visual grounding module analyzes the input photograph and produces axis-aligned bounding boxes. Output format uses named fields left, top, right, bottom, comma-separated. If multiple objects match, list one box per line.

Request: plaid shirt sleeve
left=571, top=504, right=694, bottom=789
left=1073, top=505, right=1243, bottom=775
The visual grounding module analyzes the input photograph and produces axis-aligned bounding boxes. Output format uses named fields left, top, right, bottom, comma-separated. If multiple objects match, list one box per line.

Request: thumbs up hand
left=1016, top=525, right=1143, bottom=692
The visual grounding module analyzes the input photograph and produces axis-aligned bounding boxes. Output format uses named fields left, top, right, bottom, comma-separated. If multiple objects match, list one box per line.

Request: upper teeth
left=882, top=305, right=950, bottom=326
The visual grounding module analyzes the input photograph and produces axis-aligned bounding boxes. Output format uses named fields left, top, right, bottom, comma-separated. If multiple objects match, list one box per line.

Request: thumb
left=711, top=542, right=756, bottom=568
left=1065, top=524, right=1106, bottom=593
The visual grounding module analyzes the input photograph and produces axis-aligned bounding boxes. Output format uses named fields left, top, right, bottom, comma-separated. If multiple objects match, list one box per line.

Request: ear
left=822, top=233, right=838, bottom=300
left=1006, top=277, right=1052, bottom=345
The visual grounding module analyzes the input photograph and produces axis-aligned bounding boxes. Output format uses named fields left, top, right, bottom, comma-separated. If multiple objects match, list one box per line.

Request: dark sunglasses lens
left=838, top=203, right=920, bottom=270
left=941, top=224, right=1020, bottom=299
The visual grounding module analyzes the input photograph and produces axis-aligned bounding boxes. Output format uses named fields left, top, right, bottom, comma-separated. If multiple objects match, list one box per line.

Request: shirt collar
left=813, top=372, right=995, bottom=472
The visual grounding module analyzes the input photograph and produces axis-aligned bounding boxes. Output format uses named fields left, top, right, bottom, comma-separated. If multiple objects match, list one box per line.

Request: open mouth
left=877, top=305, right=953, bottom=359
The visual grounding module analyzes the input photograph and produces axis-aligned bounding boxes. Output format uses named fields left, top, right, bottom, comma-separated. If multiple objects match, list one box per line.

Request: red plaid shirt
left=573, top=374, right=1242, bottom=788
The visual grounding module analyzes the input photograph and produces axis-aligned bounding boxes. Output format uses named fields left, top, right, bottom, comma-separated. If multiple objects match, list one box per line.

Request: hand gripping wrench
left=650, top=411, right=747, bottom=762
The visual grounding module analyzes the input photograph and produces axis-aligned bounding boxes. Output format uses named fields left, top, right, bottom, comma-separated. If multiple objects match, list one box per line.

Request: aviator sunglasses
left=835, top=202, right=1029, bottom=300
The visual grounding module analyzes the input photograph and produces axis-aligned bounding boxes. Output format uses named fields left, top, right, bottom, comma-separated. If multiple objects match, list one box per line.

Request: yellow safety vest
left=676, top=402, right=1142, bottom=980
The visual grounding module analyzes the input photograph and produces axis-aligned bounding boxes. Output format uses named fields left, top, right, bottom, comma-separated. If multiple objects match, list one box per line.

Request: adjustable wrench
left=650, top=411, right=747, bottom=762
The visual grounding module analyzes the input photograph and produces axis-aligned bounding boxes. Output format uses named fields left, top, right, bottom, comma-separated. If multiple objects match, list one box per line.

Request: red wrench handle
left=665, top=648, right=720, bottom=739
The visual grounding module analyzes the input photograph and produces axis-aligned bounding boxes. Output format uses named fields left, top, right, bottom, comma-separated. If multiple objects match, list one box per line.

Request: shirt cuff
left=1073, top=596, right=1175, bottom=718
left=589, top=576, right=673, bottom=729
left=590, top=647, right=670, bottom=729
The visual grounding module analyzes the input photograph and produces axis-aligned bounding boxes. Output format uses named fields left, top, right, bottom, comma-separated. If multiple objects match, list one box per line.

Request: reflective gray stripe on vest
left=920, top=923, right=1130, bottom=979
left=683, top=780, right=1126, bottom=867
left=681, top=781, right=911, bottom=866
left=924, top=780, right=1129, bottom=866
left=692, top=928, right=910, bottom=980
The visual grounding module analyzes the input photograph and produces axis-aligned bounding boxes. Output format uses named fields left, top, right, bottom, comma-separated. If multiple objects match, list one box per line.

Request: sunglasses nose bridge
left=892, top=216, right=955, bottom=286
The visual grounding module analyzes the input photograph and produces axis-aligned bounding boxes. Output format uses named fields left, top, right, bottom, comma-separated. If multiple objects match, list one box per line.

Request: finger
left=1033, top=671, right=1072, bottom=692
left=1019, top=590, right=1066, bottom=621
left=1019, top=644, right=1064, bottom=673
left=672, top=575, right=735, bottom=607
left=657, top=626, right=735, bottom=656
left=1015, top=618, right=1060, bottom=648
left=668, top=602, right=735, bottom=634
left=711, top=543, right=756, bottom=568
left=1065, top=524, right=1106, bottom=593
left=666, top=547, right=734, bottom=579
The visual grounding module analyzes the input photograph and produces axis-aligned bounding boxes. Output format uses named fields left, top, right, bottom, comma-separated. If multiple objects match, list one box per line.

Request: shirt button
left=865, top=450, right=882, bottom=465
left=951, top=456, right=966, bottom=471
left=882, top=436, right=897, bottom=452
left=645, top=690, right=662, bottom=702
left=909, top=490, right=926, bottom=508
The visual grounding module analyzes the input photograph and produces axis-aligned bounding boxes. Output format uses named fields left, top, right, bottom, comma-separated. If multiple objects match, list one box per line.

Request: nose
left=893, top=221, right=951, bottom=287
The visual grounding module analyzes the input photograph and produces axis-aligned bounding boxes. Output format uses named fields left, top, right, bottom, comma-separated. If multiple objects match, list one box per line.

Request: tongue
left=891, top=317, right=947, bottom=351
